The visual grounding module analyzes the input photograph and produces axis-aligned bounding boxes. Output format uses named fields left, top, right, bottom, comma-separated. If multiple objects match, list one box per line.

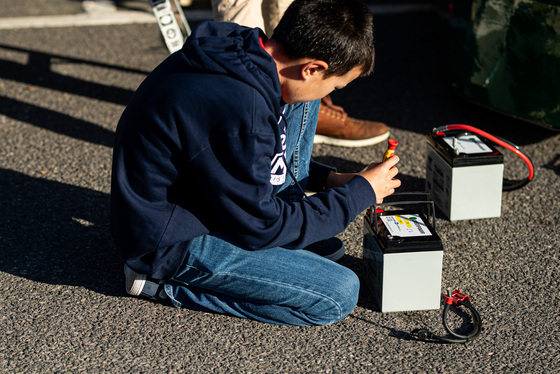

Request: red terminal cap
left=382, top=139, right=399, bottom=162
left=444, top=290, right=471, bottom=306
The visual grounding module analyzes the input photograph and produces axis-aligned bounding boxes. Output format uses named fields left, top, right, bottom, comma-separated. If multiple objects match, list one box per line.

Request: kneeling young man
left=111, top=0, right=400, bottom=326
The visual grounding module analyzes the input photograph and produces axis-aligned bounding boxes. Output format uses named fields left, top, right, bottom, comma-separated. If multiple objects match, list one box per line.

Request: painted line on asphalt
left=0, top=11, right=156, bottom=30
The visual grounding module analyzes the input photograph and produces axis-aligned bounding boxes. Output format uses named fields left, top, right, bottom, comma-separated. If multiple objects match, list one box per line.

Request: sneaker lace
left=320, top=95, right=348, bottom=120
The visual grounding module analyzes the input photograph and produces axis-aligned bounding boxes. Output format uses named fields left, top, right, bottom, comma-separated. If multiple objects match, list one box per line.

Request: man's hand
left=358, top=156, right=401, bottom=203
left=324, top=156, right=401, bottom=203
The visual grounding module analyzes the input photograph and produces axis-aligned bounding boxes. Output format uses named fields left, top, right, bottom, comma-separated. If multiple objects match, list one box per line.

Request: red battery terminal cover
left=444, top=290, right=471, bottom=307
left=366, top=207, right=385, bottom=214
left=382, top=139, right=398, bottom=162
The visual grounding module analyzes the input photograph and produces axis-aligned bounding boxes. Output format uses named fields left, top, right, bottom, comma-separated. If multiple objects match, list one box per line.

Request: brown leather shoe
left=315, top=95, right=389, bottom=147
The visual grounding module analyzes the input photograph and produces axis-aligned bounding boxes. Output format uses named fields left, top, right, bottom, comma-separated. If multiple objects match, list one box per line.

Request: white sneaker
left=124, top=264, right=167, bottom=300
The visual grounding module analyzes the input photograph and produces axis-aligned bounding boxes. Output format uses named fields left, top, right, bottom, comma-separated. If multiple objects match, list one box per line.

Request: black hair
left=271, top=0, right=374, bottom=78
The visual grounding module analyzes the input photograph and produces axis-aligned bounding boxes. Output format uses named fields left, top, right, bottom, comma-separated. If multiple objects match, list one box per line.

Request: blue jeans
left=277, top=100, right=319, bottom=200
left=164, top=100, right=360, bottom=326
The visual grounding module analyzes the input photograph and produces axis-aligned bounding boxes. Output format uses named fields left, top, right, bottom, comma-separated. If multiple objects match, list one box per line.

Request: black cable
left=441, top=299, right=482, bottom=342
left=413, top=290, right=482, bottom=344
left=494, top=134, right=535, bottom=191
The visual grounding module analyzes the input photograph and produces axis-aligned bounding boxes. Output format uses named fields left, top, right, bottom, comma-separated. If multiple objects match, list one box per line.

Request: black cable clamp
left=412, top=289, right=482, bottom=344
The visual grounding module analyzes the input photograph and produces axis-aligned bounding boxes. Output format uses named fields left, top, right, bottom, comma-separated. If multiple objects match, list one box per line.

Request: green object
left=437, top=0, right=560, bottom=130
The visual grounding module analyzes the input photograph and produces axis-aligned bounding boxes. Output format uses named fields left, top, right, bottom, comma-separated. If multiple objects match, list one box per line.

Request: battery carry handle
left=369, top=192, right=436, bottom=235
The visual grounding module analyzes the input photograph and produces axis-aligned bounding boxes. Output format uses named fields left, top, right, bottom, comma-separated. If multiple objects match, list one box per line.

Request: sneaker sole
left=313, top=131, right=390, bottom=147
left=324, top=246, right=346, bottom=262
left=124, top=264, right=146, bottom=296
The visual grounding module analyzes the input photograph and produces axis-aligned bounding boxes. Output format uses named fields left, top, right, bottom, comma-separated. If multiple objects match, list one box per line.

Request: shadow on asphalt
left=0, top=95, right=116, bottom=147
left=543, top=153, right=560, bottom=176
left=348, top=314, right=418, bottom=342
left=0, top=168, right=122, bottom=296
left=0, top=43, right=150, bottom=148
left=0, top=43, right=147, bottom=106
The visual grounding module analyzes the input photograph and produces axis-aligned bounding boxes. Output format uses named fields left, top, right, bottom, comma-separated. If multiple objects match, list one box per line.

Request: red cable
left=439, top=124, right=534, bottom=180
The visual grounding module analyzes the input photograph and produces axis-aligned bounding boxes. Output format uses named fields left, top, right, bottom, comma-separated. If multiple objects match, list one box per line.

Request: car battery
left=363, top=197, right=443, bottom=313
left=426, top=132, right=504, bottom=221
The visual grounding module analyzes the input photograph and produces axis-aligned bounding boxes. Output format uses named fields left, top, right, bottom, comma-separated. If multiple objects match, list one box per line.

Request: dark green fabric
left=437, top=0, right=560, bottom=129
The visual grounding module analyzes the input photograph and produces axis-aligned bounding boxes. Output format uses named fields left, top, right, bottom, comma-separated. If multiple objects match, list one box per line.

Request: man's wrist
left=326, top=171, right=357, bottom=189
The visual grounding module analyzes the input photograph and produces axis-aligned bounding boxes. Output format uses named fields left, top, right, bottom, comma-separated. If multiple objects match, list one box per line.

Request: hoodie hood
left=180, top=22, right=281, bottom=111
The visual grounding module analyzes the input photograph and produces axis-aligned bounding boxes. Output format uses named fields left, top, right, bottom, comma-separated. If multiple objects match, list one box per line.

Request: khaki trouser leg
left=211, top=0, right=266, bottom=32
left=262, top=0, right=293, bottom=36
left=211, top=0, right=293, bottom=37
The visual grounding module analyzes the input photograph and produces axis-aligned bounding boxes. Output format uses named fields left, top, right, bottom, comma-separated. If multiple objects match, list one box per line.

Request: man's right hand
left=358, top=156, right=401, bottom=203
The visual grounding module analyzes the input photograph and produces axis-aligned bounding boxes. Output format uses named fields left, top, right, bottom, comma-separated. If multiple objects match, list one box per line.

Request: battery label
left=380, top=214, right=432, bottom=237
left=443, top=135, right=492, bottom=154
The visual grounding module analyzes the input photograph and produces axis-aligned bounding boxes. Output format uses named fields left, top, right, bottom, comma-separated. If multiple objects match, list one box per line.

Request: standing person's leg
left=278, top=99, right=320, bottom=200
left=261, top=0, right=293, bottom=36
left=211, top=0, right=266, bottom=32
left=165, top=235, right=360, bottom=326
left=212, top=0, right=291, bottom=38
left=315, top=95, right=390, bottom=147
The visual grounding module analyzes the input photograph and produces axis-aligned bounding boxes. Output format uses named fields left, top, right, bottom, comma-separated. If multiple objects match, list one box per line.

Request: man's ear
left=301, top=60, right=329, bottom=80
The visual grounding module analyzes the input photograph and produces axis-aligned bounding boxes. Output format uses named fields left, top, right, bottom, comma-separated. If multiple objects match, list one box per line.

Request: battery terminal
left=444, top=289, right=471, bottom=307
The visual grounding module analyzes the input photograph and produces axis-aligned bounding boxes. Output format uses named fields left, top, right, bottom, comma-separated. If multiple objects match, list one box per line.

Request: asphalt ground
left=1, top=1, right=559, bottom=372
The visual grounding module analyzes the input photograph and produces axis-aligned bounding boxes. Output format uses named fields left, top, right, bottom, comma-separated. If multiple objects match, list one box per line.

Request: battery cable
left=413, top=289, right=482, bottom=344
left=432, top=124, right=534, bottom=191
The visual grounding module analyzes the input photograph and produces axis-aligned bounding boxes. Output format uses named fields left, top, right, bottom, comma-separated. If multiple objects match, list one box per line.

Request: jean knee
left=309, top=267, right=359, bottom=326
left=336, top=268, right=360, bottom=318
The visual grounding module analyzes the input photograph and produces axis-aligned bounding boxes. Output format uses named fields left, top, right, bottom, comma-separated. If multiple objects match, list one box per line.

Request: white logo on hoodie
left=270, top=118, right=287, bottom=186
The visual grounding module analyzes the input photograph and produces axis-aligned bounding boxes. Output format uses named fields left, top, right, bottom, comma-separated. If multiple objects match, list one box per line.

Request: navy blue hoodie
left=111, top=22, right=376, bottom=280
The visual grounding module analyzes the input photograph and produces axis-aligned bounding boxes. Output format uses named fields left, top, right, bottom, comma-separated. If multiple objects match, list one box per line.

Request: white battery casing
left=363, top=216, right=443, bottom=313
left=426, top=143, right=504, bottom=221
